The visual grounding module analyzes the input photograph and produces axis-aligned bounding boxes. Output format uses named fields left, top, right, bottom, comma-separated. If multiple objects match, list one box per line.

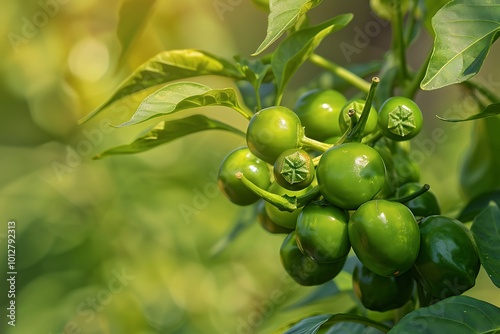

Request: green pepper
left=295, top=201, right=350, bottom=263
left=352, top=260, right=415, bottom=312
left=396, top=182, right=441, bottom=217
left=256, top=200, right=294, bottom=234
left=348, top=200, right=420, bottom=277
left=411, top=215, right=481, bottom=300
left=280, top=231, right=346, bottom=286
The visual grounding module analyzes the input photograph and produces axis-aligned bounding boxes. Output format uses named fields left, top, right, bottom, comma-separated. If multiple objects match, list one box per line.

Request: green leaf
left=272, top=14, right=353, bottom=103
left=421, top=0, right=500, bottom=90
left=389, top=295, right=500, bottom=333
left=116, top=82, right=249, bottom=127
left=325, top=322, right=384, bottom=334
left=116, top=0, right=157, bottom=66
left=93, top=115, right=244, bottom=159
left=458, top=190, right=500, bottom=222
left=253, top=0, right=323, bottom=55
left=437, top=103, right=500, bottom=122
left=471, top=202, right=500, bottom=288
left=282, top=314, right=391, bottom=334
left=460, top=115, right=500, bottom=199
left=235, top=57, right=274, bottom=110
left=284, top=314, right=332, bottom=334
left=79, top=49, right=243, bottom=123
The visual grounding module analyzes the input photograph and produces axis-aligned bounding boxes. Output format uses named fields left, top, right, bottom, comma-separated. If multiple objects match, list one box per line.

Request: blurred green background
left=1, top=1, right=499, bottom=333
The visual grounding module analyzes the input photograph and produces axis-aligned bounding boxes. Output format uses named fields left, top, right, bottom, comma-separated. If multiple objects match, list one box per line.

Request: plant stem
left=309, top=53, right=371, bottom=93
left=390, top=184, right=430, bottom=203
left=254, top=85, right=262, bottom=111
left=233, top=105, right=255, bottom=120
left=236, top=172, right=297, bottom=211
left=346, top=77, right=380, bottom=142
left=392, top=1, right=409, bottom=82
left=463, top=80, right=500, bottom=104
left=403, top=0, right=419, bottom=46
left=403, top=49, right=431, bottom=99
left=301, top=136, right=333, bottom=152
left=361, top=130, right=383, bottom=145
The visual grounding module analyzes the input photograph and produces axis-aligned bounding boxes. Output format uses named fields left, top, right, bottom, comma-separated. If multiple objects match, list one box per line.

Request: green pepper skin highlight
left=296, top=202, right=350, bottom=263
left=316, top=143, right=386, bottom=210
left=218, top=147, right=271, bottom=206
left=411, top=215, right=480, bottom=300
left=348, top=200, right=420, bottom=277
left=280, top=231, right=346, bottom=286
left=294, top=89, right=347, bottom=141
left=246, top=106, right=303, bottom=164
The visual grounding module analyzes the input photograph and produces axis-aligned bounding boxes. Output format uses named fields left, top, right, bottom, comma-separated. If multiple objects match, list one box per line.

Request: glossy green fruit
left=296, top=202, right=350, bottom=263
left=280, top=231, right=346, bottom=286
left=218, top=147, right=271, bottom=206
left=396, top=182, right=441, bottom=217
left=264, top=182, right=315, bottom=229
left=274, top=148, right=315, bottom=191
left=352, top=260, right=415, bottom=312
left=294, top=89, right=347, bottom=141
left=349, top=200, right=420, bottom=277
left=339, top=99, right=379, bottom=135
left=256, top=200, right=294, bottom=234
left=316, top=143, right=386, bottom=210
left=378, top=96, right=423, bottom=141
left=411, top=215, right=480, bottom=300
left=246, top=106, right=303, bottom=164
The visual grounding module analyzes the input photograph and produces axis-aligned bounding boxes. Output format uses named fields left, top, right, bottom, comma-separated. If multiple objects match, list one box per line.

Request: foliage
left=3, top=0, right=500, bottom=333
left=76, top=0, right=500, bottom=332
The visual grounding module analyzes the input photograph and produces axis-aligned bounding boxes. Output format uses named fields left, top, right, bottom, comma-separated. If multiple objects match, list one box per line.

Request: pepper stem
left=236, top=172, right=320, bottom=211
left=300, top=136, right=333, bottom=152
left=346, top=77, right=380, bottom=143
left=390, top=184, right=430, bottom=203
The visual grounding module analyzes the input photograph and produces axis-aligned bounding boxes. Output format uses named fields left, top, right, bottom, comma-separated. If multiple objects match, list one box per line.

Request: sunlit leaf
left=116, top=82, right=248, bottom=127
left=116, top=0, right=158, bottom=66
left=284, top=314, right=332, bottom=334
left=471, top=202, right=500, bottom=288
left=253, top=0, right=323, bottom=55
left=272, top=14, right=353, bottom=102
left=421, top=0, right=500, bottom=90
left=93, top=115, right=244, bottom=159
left=389, top=295, right=500, bottom=333
left=80, top=49, right=243, bottom=123
left=437, top=102, right=500, bottom=122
